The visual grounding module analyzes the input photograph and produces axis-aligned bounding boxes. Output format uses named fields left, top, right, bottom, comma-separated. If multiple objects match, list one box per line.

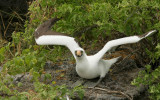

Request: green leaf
left=44, top=73, right=52, bottom=80
left=18, top=82, right=23, bottom=87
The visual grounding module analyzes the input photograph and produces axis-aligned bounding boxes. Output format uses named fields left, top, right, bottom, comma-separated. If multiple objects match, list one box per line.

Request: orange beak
left=75, top=50, right=83, bottom=57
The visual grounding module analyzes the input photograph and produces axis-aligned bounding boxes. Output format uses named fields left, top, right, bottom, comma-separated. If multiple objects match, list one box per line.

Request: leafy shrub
left=0, top=47, right=5, bottom=63
left=3, top=48, right=46, bottom=75
left=28, top=0, right=160, bottom=41
left=132, top=44, right=160, bottom=100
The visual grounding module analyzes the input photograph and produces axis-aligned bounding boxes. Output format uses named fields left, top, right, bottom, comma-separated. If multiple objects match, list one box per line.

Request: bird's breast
left=75, top=64, right=100, bottom=79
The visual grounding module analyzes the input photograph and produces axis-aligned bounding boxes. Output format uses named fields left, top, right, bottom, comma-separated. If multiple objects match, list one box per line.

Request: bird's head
left=75, top=48, right=84, bottom=58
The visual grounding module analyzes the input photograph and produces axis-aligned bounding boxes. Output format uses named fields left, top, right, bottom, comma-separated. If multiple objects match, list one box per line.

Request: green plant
left=3, top=48, right=46, bottom=75
left=132, top=44, right=160, bottom=100
left=30, top=82, right=84, bottom=100
left=0, top=47, right=5, bottom=63
left=28, top=0, right=160, bottom=41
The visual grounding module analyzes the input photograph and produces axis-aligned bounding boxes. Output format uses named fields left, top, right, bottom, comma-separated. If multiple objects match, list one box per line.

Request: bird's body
left=75, top=55, right=119, bottom=79
left=76, top=55, right=100, bottom=79
left=35, top=35, right=119, bottom=80
left=35, top=17, right=158, bottom=87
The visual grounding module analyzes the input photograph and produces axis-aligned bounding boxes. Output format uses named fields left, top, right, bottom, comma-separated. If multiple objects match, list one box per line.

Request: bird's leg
left=92, top=77, right=104, bottom=88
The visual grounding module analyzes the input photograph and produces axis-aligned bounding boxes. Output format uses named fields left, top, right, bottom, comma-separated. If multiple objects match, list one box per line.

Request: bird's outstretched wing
left=34, top=18, right=81, bottom=58
left=94, top=30, right=158, bottom=61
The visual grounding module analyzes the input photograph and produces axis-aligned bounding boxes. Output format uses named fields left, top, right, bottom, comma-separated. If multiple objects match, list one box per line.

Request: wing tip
left=34, top=17, right=63, bottom=39
left=138, top=29, right=158, bottom=38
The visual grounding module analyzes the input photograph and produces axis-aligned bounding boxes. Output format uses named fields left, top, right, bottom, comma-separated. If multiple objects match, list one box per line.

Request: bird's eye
left=81, top=51, right=83, bottom=54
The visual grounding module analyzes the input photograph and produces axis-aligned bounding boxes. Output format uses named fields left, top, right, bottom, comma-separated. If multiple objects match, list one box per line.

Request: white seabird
left=34, top=17, right=158, bottom=87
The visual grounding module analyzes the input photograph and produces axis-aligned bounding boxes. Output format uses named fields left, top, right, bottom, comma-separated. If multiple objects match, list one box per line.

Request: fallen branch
left=86, top=87, right=133, bottom=100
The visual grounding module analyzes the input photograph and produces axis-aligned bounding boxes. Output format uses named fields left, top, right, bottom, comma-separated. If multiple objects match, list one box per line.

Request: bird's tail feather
left=105, top=56, right=121, bottom=66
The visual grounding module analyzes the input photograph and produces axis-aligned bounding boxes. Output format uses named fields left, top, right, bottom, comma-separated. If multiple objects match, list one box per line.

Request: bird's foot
left=71, top=78, right=85, bottom=88
left=87, top=77, right=104, bottom=88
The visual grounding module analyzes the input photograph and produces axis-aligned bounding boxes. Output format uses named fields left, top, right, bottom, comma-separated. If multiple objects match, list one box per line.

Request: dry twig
left=87, top=87, right=133, bottom=100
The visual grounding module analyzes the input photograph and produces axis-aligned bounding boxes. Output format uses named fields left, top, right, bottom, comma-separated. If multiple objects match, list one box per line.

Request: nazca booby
left=34, top=17, right=158, bottom=87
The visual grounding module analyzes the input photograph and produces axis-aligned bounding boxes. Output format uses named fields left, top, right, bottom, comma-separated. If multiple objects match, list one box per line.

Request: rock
left=12, top=73, right=33, bottom=84
left=113, top=58, right=137, bottom=73
left=13, top=74, right=24, bottom=83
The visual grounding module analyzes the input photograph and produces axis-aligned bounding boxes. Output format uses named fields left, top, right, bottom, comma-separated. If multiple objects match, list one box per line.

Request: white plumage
left=36, top=36, right=79, bottom=58
left=35, top=18, right=158, bottom=87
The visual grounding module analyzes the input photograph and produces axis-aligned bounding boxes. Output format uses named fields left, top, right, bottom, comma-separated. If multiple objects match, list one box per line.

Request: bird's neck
left=75, top=53, right=89, bottom=74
